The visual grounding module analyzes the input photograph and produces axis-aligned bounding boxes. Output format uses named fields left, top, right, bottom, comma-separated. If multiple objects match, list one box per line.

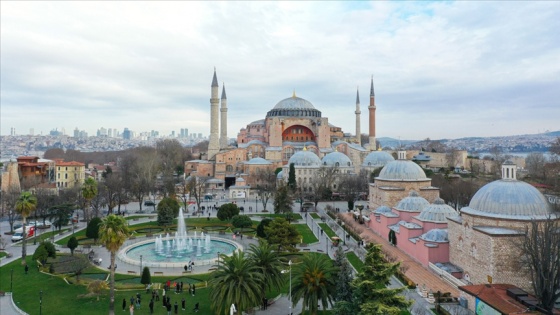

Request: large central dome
left=266, top=95, right=322, bottom=118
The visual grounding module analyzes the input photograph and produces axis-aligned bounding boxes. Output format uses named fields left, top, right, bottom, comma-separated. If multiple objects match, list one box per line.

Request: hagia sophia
left=184, top=70, right=560, bottom=312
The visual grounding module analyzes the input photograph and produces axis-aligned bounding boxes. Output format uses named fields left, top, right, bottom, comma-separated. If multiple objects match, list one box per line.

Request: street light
left=39, top=290, right=43, bottom=315
left=10, top=269, right=13, bottom=292
left=217, top=251, right=220, bottom=265
left=289, top=260, right=292, bottom=315
left=255, top=195, right=258, bottom=213
left=342, top=222, right=346, bottom=245
left=326, top=235, right=329, bottom=255
left=140, top=255, right=143, bottom=275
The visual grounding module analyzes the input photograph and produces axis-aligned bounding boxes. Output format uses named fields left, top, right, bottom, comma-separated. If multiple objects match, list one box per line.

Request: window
left=226, top=165, right=233, bottom=172
left=65, top=174, right=68, bottom=179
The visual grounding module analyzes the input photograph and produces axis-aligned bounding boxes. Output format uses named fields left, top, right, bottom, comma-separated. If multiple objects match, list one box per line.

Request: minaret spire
left=370, top=75, right=375, bottom=96
left=208, top=69, right=220, bottom=159
left=368, top=75, right=376, bottom=150
left=355, top=86, right=361, bottom=147
left=220, top=83, right=228, bottom=149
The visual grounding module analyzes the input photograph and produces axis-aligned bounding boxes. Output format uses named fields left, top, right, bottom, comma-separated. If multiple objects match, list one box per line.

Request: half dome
left=378, top=160, right=427, bottom=181
left=462, top=180, right=555, bottom=219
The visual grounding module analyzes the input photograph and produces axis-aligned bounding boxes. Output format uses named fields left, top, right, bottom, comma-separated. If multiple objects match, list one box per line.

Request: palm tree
left=81, top=177, right=98, bottom=222
left=15, top=191, right=37, bottom=261
left=248, top=240, right=286, bottom=305
left=99, top=214, right=130, bottom=315
left=291, top=253, right=337, bottom=315
left=209, top=250, right=264, bottom=314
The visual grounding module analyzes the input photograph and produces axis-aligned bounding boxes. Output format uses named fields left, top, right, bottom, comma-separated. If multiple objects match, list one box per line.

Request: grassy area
left=293, top=224, right=319, bottom=244
left=0, top=252, right=7, bottom=258
left=318, top=223, right=337, bottom=238
left=250, top=213, right=303, bottom=221
left=310, top=213, right=321, bottom=219
left=345, top=252, right=364, bottom=272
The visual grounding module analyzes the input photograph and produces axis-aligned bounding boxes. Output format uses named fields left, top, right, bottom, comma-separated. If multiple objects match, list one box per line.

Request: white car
left=36, top=220, right=52, bottom=228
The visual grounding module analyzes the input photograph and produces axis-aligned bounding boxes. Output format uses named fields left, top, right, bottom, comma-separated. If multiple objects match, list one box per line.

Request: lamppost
left=326, top=235, right=329, bottom=255
left=51, top=225, right=55, bottom=242
left=140, top=255, right=143, bottom=275
left=10, top=269, right=13, bottom=292
left=34, top=223, right=38, bottom=245
left=39, top=290, right=43, bottom=315
left=217, top=251, right=220, bottom=265
left=342, top=222, right=346, bottom=245
left=288, top=260, right=292, bottom=315
left=255, top=195, right=258, bottom=213
left=356, top=204, right=364, bottom=224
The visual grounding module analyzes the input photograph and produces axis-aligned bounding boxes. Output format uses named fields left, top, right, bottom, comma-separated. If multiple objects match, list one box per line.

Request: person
left=181, top=297, right=186, bottom=310
left=25, top=264, right=29, bottom=274
left=174, top=301, right=178, bottom=314
left=130, top=296, right=135, bottom=307
left=149, top=299, right=154, bottom=314
left=194, top=302, right=199, bottom=312
left=192, top=283, right=196, bottom=296
left=122, top=298, right=127, bottom=311
left=136, top=297, right=141, bottom=309
left=129, top=303, right=134, bottom=315
left=155, top=290, right=160, bottom=302
left=166, top=301, right=172, bottom=315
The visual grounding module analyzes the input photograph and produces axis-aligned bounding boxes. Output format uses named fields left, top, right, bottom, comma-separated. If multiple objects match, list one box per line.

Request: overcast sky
left=2, top=1, right=559, bottom=140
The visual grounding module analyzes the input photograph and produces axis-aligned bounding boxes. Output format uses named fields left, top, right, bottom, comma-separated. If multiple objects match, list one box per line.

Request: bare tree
left=252, top=168, right=277, bottom=212
left=2, top=185, right=22, bottom=233
left=308, top=166, right=338, bottom=209
left=517, top=218, right=560, bottom=312
left=526, top=152, right=547, bottom=180
left=156, top=139, right=189, bottom=196
left=186, top=175, right=210, bottom=213
left=550, top=137, right=560, bottom=156
left=338, top=170, right=369, bottom=210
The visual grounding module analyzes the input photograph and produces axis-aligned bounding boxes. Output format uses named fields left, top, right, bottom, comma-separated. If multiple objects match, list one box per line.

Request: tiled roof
left=459, top=284, right=540, bottom=314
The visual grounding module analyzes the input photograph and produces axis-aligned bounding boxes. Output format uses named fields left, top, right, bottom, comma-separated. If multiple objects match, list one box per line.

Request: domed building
left=280, top=148, right=323, bottom=192
left=448, top=161, right=560, bottom=293
left=368, top=151, right=439, bottom=210
left=361, top=150, right=395, bottom=172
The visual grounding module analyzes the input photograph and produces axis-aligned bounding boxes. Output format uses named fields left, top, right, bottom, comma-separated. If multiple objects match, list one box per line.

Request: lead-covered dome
left=395, top=191, right=429, bottom=212
left=245, top=157, right=272, bottom=165
left=419, top=229, right=448, bottom=242
left=287, top=150, right=321, bottom=167
left=362, top=151, right=395, bottom=168
left=461, top=180, right=555, bottom=220
left=416, top=198, right=457, bottom=222
left=378, top=160, right=427, bottom=181
left=322, top=151, right=352, bottom=167
left=266, top=95, right=322, bottom=118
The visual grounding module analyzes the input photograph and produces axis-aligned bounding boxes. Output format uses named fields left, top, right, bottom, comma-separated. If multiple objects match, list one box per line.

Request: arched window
left=226, top=165, right=233, bottom=172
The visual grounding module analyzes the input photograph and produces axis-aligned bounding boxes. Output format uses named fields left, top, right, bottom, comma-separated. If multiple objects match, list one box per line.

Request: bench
left=182, top=270, right=192, bottom=274
left=127, top=270, right=137, bottom=274
left=208, top=268, right=217, bottom=271
left=303, top=249, right=311, bottom=251
left=129, top=236, right=136, bottom=240
left=154, top=271, right=164, bottom=276
left=6, top=253, right=13, bottom=258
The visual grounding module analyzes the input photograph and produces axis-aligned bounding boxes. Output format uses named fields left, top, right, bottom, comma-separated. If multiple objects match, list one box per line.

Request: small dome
left=462, top=180, right=556, bottom=219
left=276, top=170, right=284, bottom=179
left=416, top=198, right=457, bottom=222
left=246, top=157, right=272, bottom=165
left=378, top=160, right=427, bottom=181
left=362, top=151, right=395, bottom=168
left=287, top=150, right=321, bottom=167
left=273, top=96, right=315, bottom=110
left=395, top=191, right=429, bottom=212
left=236, top=177, right=246, bottom=183
left=374, top=205, right=392, bottom=214
left=322, top=151, right=352, bottom=167
left=246, top=140, right=266, bottom=146
left=420, top=229, right=448, bottom=242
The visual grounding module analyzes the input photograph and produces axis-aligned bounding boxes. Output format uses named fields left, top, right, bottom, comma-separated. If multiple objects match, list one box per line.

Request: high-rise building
left=74, top=128, right=80, bottom=138
left=29, top=128, right=34, bottom=136
left=123, top=128, right=131, bottom=140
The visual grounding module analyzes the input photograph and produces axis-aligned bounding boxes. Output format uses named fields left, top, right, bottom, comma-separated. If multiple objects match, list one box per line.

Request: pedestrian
left=25, top=264, right=29, bottom=274
left=149, top=299, right=154, bottom=314
left=136, top=297, right=141, bottom=309
left=166, top=301, right=172, bottom=315
left=122, top=298, right=127, bottom=311
left=192, top=283, right=196, bottom=296
left=167, top=296, right=170, bottom=308
left=193, top=302, right=199, bottom=312
left=180, top=281, right=184, bottom=293
left=174, top=301, right=178, bottom=314
left=155, top=290, right=160, bottom=302
left=181, top=297, right=186, bottom=310
left=129, top=303, right=134, bottom=315
left=240, top=233, right=243, bottom=240
left=130, top=296, right=135, bottom=307
left=162, top=293, right=166, bottom=307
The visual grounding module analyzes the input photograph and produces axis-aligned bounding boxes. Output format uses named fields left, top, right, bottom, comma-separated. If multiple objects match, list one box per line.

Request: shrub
left=141, top=266, right=151, bottom=285
left=67, top=236, right=79, bottom=255
left=231, top=215, right=252, bottom=228
left=256, top=218, right=272, bottom=238
left=33, top=245, right=49, bottom=265
left=86, top=217, right=102, bottom=243
left=217, top=203, right=240, bottom=221
left=41, top=241, right=56, bottom=258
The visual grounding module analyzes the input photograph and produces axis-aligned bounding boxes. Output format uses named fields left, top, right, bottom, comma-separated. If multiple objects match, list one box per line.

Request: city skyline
left=2, top=2, right=559, bottom=139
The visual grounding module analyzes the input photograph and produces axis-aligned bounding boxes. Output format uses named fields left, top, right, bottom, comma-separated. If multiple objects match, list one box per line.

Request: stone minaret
left=368, top=76, right=376, bottom=150
left=220, top=84, right=228, bottom=149
left=355, top=87, right=361, bottom=146
left=207, top=69, right=220, bottom=160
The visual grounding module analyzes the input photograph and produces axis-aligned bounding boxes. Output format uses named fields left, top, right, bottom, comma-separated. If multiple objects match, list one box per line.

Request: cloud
left=1, top=1, right=559, bottom=140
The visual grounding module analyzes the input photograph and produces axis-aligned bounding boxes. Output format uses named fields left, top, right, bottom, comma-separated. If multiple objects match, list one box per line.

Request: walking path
left=0, top=199, right=463, bottom=315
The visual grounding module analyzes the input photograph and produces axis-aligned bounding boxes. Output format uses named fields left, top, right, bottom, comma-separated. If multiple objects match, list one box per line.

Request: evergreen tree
left=351, top=244, right=411, bottom=315
left=334, top=246, right=353, bottom=302
left=273, top=184, right=293, bottom=215
left=141, top=266, right=151, bottom=286
left=217, top=203, right=240, bottom=221
left=86, top=217, right=102, bottom=244
left=67, top=236, right=79, bottom=256
left=288, top=163, right=297, bottom=191
left=264, top=218, right=300, bottom=252
left=157, top=197, right=180, bottom=230
left=256, top=218, right=272, bottom=238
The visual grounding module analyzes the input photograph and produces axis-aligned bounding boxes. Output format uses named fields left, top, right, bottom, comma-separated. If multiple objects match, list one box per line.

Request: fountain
left=121, top=208, right=238, bottom=267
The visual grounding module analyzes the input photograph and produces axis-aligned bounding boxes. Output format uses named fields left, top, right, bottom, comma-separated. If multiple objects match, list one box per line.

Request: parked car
left=144, top=200, right=156, bottom=206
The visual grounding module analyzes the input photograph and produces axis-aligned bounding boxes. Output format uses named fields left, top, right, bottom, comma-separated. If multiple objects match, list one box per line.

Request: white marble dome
left=395, top=191, right=429, bottom=212
left=416, top=198, right=457, bottom=222
left=322, top=151, right=352, bottom=167
left=461, top=179, right=556, bottom=220
left=287, top=150, right=321, bottom=167
left=378, top=160, right=427, bottom=181
left=362, top=151, right=395, bottom=168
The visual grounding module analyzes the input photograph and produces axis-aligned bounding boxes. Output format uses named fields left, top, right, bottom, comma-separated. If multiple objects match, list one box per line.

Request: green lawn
left=293, top=224, right=319, bottom=244
left=345, top=252, right=364, bottom=271
left=318, top=223, right=337, bottom=238
left=310, top=213, right=321, bottom=219
left=250, top=213, right=303, bottom=221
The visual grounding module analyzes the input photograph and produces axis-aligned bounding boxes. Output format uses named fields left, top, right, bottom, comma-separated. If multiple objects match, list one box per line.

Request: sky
left=1, top=1, right=559, bottom=140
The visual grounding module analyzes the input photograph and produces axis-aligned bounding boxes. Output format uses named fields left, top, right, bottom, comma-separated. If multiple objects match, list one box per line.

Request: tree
left=252, top=168, right=277, bottom=212
left=308, top=166, right=338, bottom=209
left=231, top=215, right=252, bottom=228
left=81, top=177, right=98, bottom=223
left=3, top=185, right=22, bottom=233
left=273, top=184, right=293, bottom=215
left=141, top=266, right=152, bottom=286
left=338, top=170, right=369, bottom=210
left=156, top=139, right=188, bottom=196
left=32, top=245, right=49, bottom=266
left=157, top=197, right=180, bottom=230
left=48, top=202, right=74, bottom=232
left=291, top=253, right=337, bottom=315
left=333, top=246, right=353, bottom=304
left=186, top=175, right=210, bottom=213
left=70, top=255, right=90, bottom=283
left=209, top=250, right=264, bottom=314
left=350, top=244, right=411, bottom=314
left=517, top=219, right=560, bottom=312
left=526, top=152, right=547, bottom=179
left=15, top=191, right=37, bottom=261
left=67, top=236, right=79, bottom=256
left=264, top=218, right=300, bottom=252
left=87, top=280, right=109, bottom=301
left=99, top=214, right=130, bottom=314
left=288, top=163, right=297, bottom=191
left=41, top=241, right=56, bottom=258
left=86, top=217, right=102, bottom=244
left=550, top=137, right=560, bottom=156
left=34, top=188, right=58, bottom=229
left=217, top=203, right=240, bottom=221
left=256, top=218, right=272, bottom=238
left=248, top=240, right=286, bottom=306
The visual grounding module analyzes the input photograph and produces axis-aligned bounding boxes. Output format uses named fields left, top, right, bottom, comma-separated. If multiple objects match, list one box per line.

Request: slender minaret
left=368, top=76, right=376, bottom=150
left=207, top=68, right=220, bottom=160
left=219, top=83, right=228, bottom=149
left=355, top=87, right=361, bottom=146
